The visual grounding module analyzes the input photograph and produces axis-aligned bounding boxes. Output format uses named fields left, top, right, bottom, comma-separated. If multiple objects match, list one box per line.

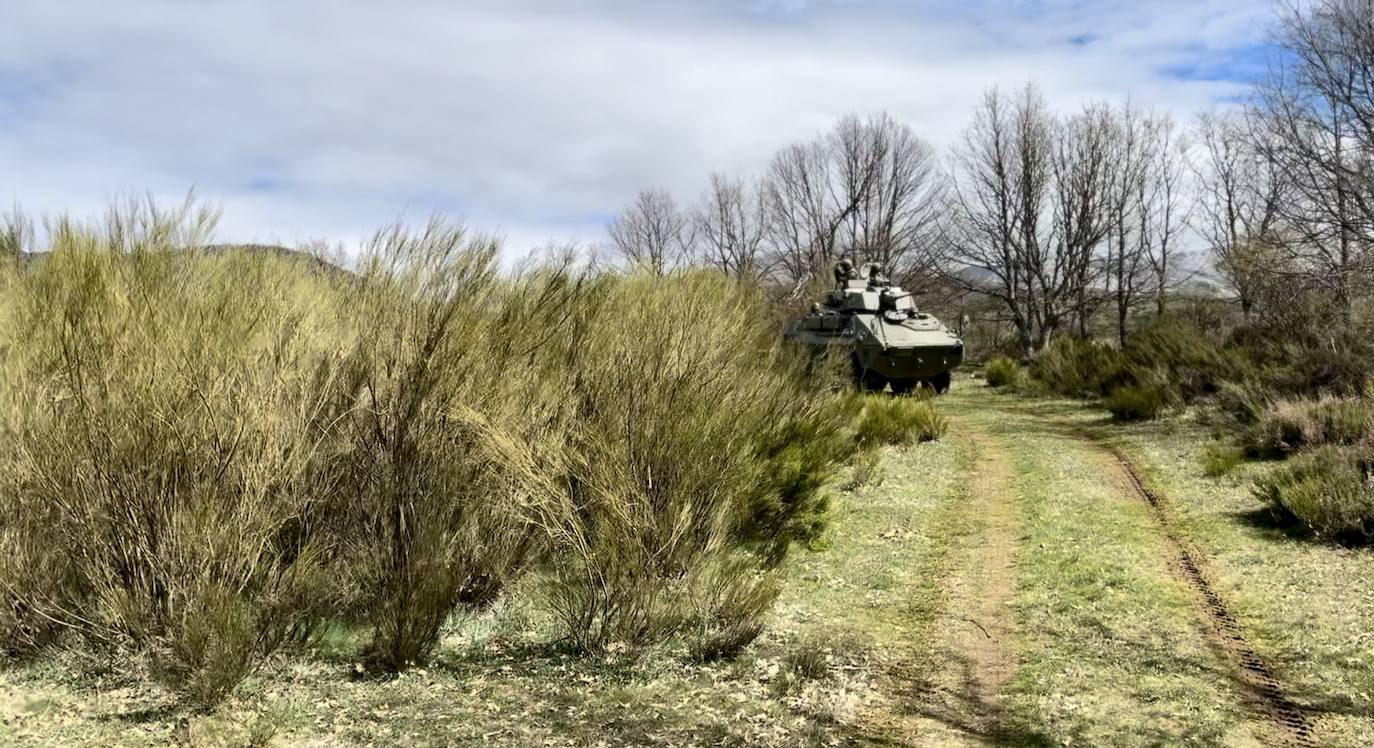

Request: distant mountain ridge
left=942, top=249, right=1232, bottom=301
left=9, top=243, right=352, bottom=278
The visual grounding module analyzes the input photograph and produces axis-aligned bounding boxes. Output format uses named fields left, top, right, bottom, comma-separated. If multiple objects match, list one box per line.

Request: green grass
left=981, top=390, right=1374, bottom=746
left=943, top=389, right=1251, bottom=745
left=774, top=424, right=968, bottom=651
left=1097, top=423, right=1374, bottom=746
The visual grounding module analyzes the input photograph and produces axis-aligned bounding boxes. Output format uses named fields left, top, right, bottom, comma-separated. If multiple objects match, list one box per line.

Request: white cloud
left=0, top=0, right=1271, bottom=255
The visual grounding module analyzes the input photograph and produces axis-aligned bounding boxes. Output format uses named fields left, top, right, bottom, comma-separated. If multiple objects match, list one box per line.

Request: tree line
left=604, top=0, right=1374, bottom=356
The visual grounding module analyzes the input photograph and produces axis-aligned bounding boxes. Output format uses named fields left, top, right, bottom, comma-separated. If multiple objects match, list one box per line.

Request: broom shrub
left=0, top=201, right=926, bottom=699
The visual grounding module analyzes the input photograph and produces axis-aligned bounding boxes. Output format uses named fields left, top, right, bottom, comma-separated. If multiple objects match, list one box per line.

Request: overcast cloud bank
left=0, top=0, right=1272, bottom=254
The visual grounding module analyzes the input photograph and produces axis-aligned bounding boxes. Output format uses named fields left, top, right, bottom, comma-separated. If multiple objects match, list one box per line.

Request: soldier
left=863, top=262, right=890, bottom=286
left=833, top=258, right=855, bottom=288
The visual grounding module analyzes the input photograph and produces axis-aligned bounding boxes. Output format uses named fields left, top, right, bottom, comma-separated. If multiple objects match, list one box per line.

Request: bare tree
left=944, top=85, right=1054, bottom=355
left=762, top=126, right=878, bottom=291
left=1093, top=107, right=1193, bottom=343
left=944, top=85, right=1121, bottom=353
left=760, top=113, right=942, bottom=292
left=1138, top=114, right=1192, bottom=318
left=693, top=173, right=768, bottom=280
left=1250, top=0, right=1374, bottom=318
left=1060, top=103, right=1192, bottom=343
left=1194, top=110, right=1286, bottom=319
left=837, top=114, right=945, bottom=283
left=606, top=189, right=694, bottom=275
left=1099, top=103, right=1151, bottom=343
left=1056, top=103, right=1119, bottom=340
left=763, top=139, right=854, bottom=290
left=943, top=88, right=1032, bottom=354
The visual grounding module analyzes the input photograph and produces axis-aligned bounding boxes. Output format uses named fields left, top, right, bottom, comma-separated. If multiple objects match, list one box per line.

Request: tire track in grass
left=997, top=399, right=1316, bottom=747
left=1104, top=442, right=1317, bottom=748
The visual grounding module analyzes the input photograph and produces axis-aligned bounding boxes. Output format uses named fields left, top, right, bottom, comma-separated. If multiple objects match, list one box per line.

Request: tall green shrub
left=0, top=202, right=877, bottom=686
left=489, top=272, right=854, bottom=652
left=0, top=204, right=351, bottom=706
left=329, top=222, right=555, bottom=672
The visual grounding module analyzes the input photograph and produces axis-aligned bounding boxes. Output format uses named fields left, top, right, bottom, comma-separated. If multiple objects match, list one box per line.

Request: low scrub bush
left=1215, top=380, right=1275, bottom=425
left=1119, top=318, right=1243, bottom=402
left=1104, top=381, right=1170, bottom=422
left=853, top=395, right=947, bottom=448
left=1229, top=325, right=1373, bottom=399
left=783, top=635, right=833, bottom=682
left=1246, top=396, right=1374, bottom=458
left=1028, top=337, right=1124, bottom=398
left=842, top=448, right=885, bottom=491
left=1254, top=445, right=1374, bottom=541
left=1200, top=442, right=1245, bottom=477
left=1026, top=319, right=1243, bottom=415
left=984, top=356, right=1024, bottom=388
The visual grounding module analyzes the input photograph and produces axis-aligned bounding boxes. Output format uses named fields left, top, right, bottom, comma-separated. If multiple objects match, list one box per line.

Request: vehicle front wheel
left=852, top=356, right=887, bottom=393
left=931, top=371, right=952, bottom=394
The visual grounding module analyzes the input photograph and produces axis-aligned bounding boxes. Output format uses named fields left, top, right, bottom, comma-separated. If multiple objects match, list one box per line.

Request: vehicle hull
left=783, top=314, right=964, bottom=390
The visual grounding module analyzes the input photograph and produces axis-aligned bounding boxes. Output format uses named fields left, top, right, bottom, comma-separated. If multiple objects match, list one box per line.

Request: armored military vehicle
left=784, top=261, right=964, bottom=394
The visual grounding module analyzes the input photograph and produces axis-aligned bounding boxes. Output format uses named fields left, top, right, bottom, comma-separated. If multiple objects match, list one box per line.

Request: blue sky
left=0, top=0, right=1274, bottom=256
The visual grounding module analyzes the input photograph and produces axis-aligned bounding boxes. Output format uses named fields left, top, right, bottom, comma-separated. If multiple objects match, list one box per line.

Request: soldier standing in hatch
left=865, top=263, right=890, bottom=286
left=833, top=258, right=855, bottom=287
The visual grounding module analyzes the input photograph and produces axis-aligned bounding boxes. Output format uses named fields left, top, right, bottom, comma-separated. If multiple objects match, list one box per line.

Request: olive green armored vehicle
left=784, top=261, right=964, bottom=394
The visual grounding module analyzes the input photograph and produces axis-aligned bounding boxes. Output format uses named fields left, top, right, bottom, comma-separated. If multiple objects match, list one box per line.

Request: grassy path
left=992, top=392, right=1374, bottom=747
left=849, top=423, right=1022, bottom=745
left=878, top=387, right=1262, bottom=746
left=928, top=428, right=1021, bottom=734
left=888, top=383, right=1367, bottom=747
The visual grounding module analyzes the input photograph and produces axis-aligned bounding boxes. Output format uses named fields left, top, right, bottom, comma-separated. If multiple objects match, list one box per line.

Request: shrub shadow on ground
left=1230, top=506, right=1309, bottom=541
left=1230, top=506, right=1373, bottom=548
left=830, top=651, right=1057, bottom=747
